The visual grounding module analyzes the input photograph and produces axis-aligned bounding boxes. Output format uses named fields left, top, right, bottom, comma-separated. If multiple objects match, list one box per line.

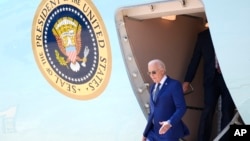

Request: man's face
left=148, top=63, right=164, bottom=83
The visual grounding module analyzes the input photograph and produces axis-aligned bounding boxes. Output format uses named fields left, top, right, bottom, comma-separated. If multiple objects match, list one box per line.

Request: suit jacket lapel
left=150, top=84, right=156, bottom=103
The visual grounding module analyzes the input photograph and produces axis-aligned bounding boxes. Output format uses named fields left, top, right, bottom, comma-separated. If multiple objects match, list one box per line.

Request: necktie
left=153, top=83, right=161, bottom=102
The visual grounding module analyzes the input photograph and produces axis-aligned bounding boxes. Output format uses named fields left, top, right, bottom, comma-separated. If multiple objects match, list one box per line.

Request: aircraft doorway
left=115, top=0, right=222, bottom=140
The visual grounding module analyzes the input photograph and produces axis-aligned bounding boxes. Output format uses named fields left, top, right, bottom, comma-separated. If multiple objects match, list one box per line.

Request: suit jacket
left=184, top=29, right=216, bottom=86
left=143, top=76, right=189, bottom=139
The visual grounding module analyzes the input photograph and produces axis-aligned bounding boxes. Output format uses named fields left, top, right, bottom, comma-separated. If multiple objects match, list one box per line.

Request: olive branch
left=55, top=50, right=69, bottom=69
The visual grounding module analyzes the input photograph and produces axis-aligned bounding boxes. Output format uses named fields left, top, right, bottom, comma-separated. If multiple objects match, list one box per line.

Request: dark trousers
left=198, top=72, right=235, bottom=141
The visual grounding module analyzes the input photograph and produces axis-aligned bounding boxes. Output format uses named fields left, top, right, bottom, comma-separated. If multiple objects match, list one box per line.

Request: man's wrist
left=166, top=120, right=172, bottom=127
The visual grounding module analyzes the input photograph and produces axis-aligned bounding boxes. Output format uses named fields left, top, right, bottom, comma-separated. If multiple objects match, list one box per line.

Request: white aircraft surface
left=0, top=0, right=249, bottom=141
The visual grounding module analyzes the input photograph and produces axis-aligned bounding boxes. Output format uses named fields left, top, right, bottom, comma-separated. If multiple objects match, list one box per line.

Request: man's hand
left=159, top=121, right=172, bottom=134
left=142, top=136, right=147, bottom=141
left=182, top=82, right=190, bottom=94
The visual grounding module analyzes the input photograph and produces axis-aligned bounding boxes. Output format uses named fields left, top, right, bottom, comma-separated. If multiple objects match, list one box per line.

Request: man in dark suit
left=142, top=59, right=189, bottom=141
left=182, top=29, right=235, bottom=141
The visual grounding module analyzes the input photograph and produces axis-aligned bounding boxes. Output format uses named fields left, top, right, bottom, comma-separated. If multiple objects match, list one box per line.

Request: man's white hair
left=148, top=59, right=166, bottom=70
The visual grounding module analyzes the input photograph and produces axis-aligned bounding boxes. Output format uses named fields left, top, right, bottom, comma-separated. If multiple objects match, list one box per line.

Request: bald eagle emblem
left=52, top=17, right=89, bottom=72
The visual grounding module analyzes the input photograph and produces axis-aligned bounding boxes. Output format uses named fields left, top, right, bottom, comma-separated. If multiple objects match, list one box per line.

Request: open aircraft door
left=115, top=0, right=247, bottom=140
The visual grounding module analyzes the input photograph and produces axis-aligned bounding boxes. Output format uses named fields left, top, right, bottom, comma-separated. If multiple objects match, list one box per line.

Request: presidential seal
left=32, top=0, right=112, bottom=100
